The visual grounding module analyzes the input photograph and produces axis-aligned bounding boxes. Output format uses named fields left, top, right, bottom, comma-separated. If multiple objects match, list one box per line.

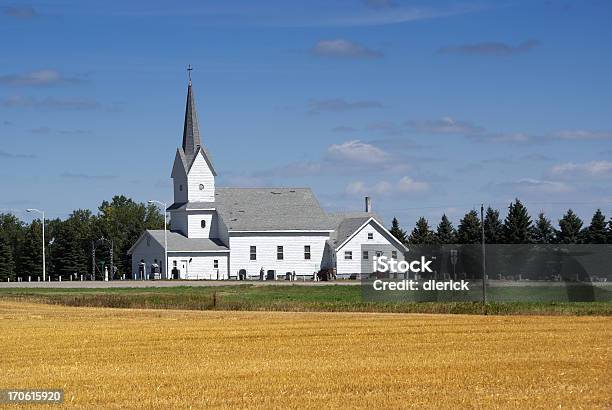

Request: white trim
left=229, top=229, right=334, bottom=233
left=167, top=250, right=230, bottom=253
left=335, top=217, right=407, bottom=252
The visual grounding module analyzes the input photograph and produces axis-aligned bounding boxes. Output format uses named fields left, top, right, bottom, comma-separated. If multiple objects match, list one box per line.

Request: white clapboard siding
left=187, top=153, right=215, bottom=202
left=228, top=232, right=330, bottom=278
left=172, top=166, right=188, bottom=204
left=131, top=233, right=165, bottom=277
left=336, top=220, right=405, bottom=277
left=169, top=252, right=229, bottom=280
left=186, top=211, right=219, bottom=238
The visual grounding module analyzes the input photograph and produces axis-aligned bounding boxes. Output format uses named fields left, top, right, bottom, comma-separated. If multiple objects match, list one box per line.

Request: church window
left=367, top=232, right=373, bottom=240
left=201, top=220, right=206, bottom=228
left=363, top=251, right=368, bottom=260
left=199, top=184, right=205, bottom=190
left=277, top=246, right=284, bottom=260
left=344, top=251, right=352, bottom=260
left=304, top=245, right=311, bottom=260
left=213, top=259, right=219, bottom=269
left=250, top=246, right=256, bottom=260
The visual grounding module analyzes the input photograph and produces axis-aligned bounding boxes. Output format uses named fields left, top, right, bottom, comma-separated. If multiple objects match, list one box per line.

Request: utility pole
left=26, top=209, right=45, bottom=281
left=481, top=204, right=487, bottom=305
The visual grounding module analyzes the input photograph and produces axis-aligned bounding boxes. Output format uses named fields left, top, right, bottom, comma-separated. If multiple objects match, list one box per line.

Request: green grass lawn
left=0, top=284, right=610, bottom=315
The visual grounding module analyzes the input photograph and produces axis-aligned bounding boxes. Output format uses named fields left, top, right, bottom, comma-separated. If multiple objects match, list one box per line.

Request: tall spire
left=182, top=65, right=201, bottom=156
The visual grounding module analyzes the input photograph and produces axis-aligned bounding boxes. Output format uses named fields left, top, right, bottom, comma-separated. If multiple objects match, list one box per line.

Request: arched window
left=201, top=220, right=206, bottom=228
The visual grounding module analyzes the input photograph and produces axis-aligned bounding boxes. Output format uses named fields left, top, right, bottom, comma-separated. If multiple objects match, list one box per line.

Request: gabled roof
left=214, top=188, right=333, bottom=231
left=328, top=214, right=407, bottom=252
left=128, top=230, right=229, bottom=254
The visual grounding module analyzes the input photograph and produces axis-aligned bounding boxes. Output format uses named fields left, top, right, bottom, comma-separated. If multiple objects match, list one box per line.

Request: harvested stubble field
left=1, top=301, right=610, bottom=409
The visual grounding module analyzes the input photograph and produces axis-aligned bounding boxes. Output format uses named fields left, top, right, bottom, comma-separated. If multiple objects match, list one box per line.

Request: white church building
left=128, top=78, right=406, bottom=280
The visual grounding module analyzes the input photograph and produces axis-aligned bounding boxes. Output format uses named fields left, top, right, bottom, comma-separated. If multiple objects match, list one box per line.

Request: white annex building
left=128, top=78, right=406, bottom=280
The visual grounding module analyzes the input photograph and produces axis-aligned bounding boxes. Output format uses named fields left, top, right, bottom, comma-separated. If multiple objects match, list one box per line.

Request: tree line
left=0, top=196, right=164, bottom=281
left=390, top=199, right=612, bottom=245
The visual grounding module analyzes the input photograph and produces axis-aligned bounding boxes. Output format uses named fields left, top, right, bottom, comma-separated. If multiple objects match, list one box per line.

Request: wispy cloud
left=550, top=161, right=612, bottom=177
left=0, top=70, right=83, bottom=86
left=1, top=96, right=101, bottom=110
left=332, top=126, right=357, bottom=133
left=325, top=4, right=485, bottom=27
left=3, top=5, right=37, bottom=19
left=308, top=98, right=383, bottom=114
left=326, top=140, right=390, bottom=165
left=311, top=39, right=383, bottom=59
left=438, top=39, right=540, bottom=56
left=491, top=178, right=573, bottom=194
left=30, top=126, right=92, bottom=135
left=61, top=172, right=118, bottom=180
left=364, top=0, right=397, bottom=9
left=346, top=176, right=429, bottom=196
left=0, top=149, right=36, bottom=159
left=547, top=129, right=612, bottom=140
left=405, top=117, right=483, bottom=135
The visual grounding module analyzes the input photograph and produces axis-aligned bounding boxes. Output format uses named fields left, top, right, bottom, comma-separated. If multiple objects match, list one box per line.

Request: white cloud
left=346, top=176, right=429, bottom=196
left=397, top=176, right=429, bottom=192
left=326, top=140, right=389, bottom=165
left=405, top=117, right=483, bottom=135
left=513, top=178, right=573, bottom=193
left=0, top=70, right=82, bottom=86
left=308, top=98, right=383, bottom=114
left=312, top=39, right=382, bottom=59
left=548, top=130, right=612, bottom=140
left=550, top=160, right=612, bottom=176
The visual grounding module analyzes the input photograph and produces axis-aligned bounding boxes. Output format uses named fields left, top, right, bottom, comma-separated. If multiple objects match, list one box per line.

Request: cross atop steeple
left=187, top=64, right=193, bottom=84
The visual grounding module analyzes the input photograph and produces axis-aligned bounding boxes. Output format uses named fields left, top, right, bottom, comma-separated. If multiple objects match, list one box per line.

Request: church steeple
left=182, top=67, right=201, bottom=156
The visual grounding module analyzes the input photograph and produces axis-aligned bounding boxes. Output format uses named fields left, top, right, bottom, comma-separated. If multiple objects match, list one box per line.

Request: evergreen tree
left=389, top=217, right=407, bottom=244
left=0, top=213, right=24, bottom=275
left=19, top=220, right=44, bottom=279
left=557, top=209, right=583, bottom=244
left=457, top=210, right=481, bottom=244
left=586, top=209, right=607, bottom=244
left=53, top=211, right=92, bottom=278
left=436, top=214, right=457, bottom=244
left=532, top=212, right=555, bottom=244
left=408, top=217, right=436, bottom=244
left=483, top=207, right=503, bottom=244
left=0, top=234, right=15, bottom=281
left=503, top=199, right=533, bottom=243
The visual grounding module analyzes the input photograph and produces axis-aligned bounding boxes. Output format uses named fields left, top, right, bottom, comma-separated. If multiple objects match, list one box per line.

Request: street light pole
left=148, top=200, right=168, bottom=280
left=26, top=208, right=45, bottom=282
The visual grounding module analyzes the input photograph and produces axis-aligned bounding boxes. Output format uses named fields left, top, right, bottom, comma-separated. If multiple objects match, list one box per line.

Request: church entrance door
left=179, top=260, right=189, bottom=279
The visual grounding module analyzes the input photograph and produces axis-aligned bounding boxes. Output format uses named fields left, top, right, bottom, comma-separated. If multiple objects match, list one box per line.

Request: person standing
left=260, top=267, right=264, bottom=281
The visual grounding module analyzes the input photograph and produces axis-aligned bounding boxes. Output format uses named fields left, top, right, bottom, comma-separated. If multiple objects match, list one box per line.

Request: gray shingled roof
left=176, top=81, right=217, bottom=176
left=147, top=230, right=229, bottom=252
left=182, top=81, right=201, bottom=157
left=213, top=187, right=333, bottom=231
left=327, top=212, right=385, bottom=249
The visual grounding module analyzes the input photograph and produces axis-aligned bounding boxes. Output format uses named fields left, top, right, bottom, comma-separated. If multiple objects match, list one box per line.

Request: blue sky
left=1, top=0, right=611, bottom=230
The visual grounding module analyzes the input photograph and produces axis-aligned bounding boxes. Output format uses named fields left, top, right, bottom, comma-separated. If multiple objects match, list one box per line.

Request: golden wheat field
left=0, top=301, right=610, bottom=409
